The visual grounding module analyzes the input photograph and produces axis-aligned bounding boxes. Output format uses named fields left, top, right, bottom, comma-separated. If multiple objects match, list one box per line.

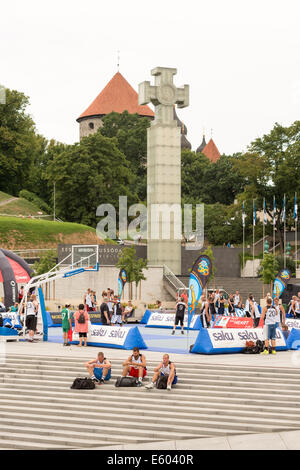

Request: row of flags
left=242, top=194, right=298, bottom=227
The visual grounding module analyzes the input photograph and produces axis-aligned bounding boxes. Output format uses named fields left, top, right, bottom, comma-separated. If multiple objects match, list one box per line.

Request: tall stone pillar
left=139, top=67, right=189, bottom=274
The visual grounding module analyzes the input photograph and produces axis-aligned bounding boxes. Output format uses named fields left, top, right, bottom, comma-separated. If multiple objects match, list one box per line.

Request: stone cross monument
left=139, top=67, right=189, bottom=274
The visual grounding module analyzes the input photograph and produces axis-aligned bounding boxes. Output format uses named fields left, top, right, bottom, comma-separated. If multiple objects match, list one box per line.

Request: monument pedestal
left=147, top=123, right=181, bottom=274
left=139, top=67, right=189, bottom=276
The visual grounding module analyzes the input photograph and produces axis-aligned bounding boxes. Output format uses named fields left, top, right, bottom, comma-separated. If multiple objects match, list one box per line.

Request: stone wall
left=79, top=117, right=104, bottom=140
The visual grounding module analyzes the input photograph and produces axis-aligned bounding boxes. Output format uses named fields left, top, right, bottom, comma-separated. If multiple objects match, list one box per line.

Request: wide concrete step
left=2, top=373, right=300, bottom=398
left=1, top=404, right=300, bottom=431
left=2, top=354, right=300, bottom=449
left=1, top=395, right=300, bottom=420
left=4, top=367, right=300, bottom=390
left=5, top=354, right=300, bottom=376
left=0, top=427, right=155, bottom=448
left=4, top=362, right=300, bottom=385
left=1, top=380, right=300, bottom=407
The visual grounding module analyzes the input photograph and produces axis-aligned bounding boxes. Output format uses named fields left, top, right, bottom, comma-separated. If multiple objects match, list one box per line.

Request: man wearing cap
left=61, top=304, right=72, bottom=346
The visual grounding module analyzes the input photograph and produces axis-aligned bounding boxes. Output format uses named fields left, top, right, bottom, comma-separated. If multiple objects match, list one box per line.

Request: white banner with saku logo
left=145, top=312, right=200, bottom=329
left=286, top=319, right=300, bottom=330
left=72, top=324, right=147, bottom=349
left=191, top=327, right=287, bottom=354
left=210, top=328, right=286, bottom=349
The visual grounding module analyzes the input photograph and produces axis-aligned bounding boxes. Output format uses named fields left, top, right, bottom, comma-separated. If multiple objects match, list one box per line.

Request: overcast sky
left=1, top=0, right=299, bottom=155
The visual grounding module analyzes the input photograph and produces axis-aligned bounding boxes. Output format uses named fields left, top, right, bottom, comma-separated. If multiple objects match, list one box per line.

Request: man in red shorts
left=122, top=347, right=147, bottom=387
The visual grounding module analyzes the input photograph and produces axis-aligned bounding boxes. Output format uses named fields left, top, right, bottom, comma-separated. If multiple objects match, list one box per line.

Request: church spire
left=196, top=134, right=207, bottom=153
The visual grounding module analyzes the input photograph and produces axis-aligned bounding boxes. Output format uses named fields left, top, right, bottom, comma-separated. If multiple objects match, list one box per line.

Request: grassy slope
left=0, top=217, right=102, bottom=249
left=0, top=190, right=46, bottom=216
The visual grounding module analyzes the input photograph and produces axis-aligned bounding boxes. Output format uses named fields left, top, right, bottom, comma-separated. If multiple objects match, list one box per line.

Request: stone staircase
left=1, top=354, right=300, bottom=449
left=178, top=276, right=267, bottom=302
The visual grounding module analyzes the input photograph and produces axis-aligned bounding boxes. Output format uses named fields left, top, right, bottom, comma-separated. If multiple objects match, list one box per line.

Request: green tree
left=181, top=150, right=245, bottom=205
left=33, top=250, right=57, bottom=276
left=234, top=121, right=300, bottom=251
left=100, top=111, right=150, bottom=200
left=116, top=247, right=148, bottom=300
left=46, top=132, right=135, bottom=227
left=259, top=253, right=279, bottom=292
left=0, top=88, right=44, bottom=195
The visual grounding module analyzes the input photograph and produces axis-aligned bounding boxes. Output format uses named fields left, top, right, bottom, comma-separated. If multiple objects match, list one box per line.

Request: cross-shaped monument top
left=139, top=67, right=189, bottom=125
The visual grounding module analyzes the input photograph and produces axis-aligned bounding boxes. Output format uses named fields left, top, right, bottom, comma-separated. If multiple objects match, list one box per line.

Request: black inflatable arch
left=0, top=249, right=33, bottom=309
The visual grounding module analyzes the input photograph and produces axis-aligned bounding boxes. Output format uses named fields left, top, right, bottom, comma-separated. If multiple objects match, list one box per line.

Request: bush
left=19, top=189, right=51, bottom=213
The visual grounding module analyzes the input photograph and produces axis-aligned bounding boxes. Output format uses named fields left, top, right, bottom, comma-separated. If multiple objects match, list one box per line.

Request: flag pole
left=242, top=202, right=245, bottom=272
left=253, top=200, right=255, bottom=278
left=273, top=196, right=276, bottom=269
left=295, top=193, right=297, bottom=278
left=284, top=194, right=286, bottom=270
left=263, top=198, right=265, bottom=262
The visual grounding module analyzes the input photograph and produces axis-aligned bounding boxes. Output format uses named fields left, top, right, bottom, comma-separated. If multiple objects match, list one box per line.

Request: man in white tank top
left=122, top=347, right=147, bottom=387
left=260, top=297, right=281, bottom=355
left=145, top=354, right=177, bottom=391
left=274, top=297, right=286, bottom=327
left=25, top=294, right=39, bottom=342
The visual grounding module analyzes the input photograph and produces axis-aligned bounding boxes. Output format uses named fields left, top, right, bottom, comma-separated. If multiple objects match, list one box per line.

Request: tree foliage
left=46, top=132, right=135, bottom=227
left=0, top=88, right=44, bottom=196
left=116, top=247, right=148, bottom=299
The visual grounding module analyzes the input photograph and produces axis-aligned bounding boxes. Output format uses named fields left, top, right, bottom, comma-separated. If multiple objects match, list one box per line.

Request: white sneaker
left=145, top=382, right=154, bottom=389
left=167, top=384, right=171, bottom=391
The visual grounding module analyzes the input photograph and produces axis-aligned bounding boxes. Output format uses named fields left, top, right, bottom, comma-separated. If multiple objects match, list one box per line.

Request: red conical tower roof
left=202, top=138, right=221, bottom=163
left=77, top=72, right=154, bottom=122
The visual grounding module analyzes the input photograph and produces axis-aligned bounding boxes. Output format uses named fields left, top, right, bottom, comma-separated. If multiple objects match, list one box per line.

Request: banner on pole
left=273, top=269, right=292, bottom=299
left=187, top=255, right=212, bottom=328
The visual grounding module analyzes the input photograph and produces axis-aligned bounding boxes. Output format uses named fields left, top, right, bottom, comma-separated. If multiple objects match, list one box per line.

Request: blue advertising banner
left=187, top=255, right=212, bottom=328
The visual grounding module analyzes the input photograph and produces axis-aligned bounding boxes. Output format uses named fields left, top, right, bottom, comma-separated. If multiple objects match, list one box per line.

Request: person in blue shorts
left=85, top=352, right=111, bottom=384
left=145, top=354, right=177, bottom=391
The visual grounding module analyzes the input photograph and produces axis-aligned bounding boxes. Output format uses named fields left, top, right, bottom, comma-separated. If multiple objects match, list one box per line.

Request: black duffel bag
left=70, top=377, right=95, bottom=390
left=115, top=376, right=138, bottom=387
left=156, top=375, right=168, bottom=389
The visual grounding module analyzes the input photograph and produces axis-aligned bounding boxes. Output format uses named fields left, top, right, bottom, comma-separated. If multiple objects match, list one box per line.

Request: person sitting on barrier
left=274, top=297, right=286, bottom=327
left=123, top=300, right=134, bottom=323
left=200, top=295, right=211, bottom=328
left=292, top=293, right=300, bottom=319
left=260, top=297, right=281, bottom=355
left=122, top=347, right=147, bottom=387
left=100, top=293, right=110, bottom=325
left=171, top=295, right=186, bottom=335
left=74, top=304, right=89, bottom=347
left=85, top=351, right=111, bottom=384
left=145, top=354, right=177, bottom=391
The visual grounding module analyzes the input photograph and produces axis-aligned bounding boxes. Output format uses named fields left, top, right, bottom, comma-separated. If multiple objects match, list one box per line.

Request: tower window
left=89, top=122, right=94, bottom=130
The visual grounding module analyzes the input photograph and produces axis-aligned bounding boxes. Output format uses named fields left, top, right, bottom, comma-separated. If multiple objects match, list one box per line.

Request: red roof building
left=77, top=72, right=154, bottom=139
left=200, top=138, right=221, bottom=163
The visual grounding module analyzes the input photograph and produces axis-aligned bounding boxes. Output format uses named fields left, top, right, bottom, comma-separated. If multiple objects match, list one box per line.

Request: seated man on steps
left=85, top=352, right=111, bottom=384
left=145, top=354, right=177, bottom=391
left=121, top=347, right=147, bottom=387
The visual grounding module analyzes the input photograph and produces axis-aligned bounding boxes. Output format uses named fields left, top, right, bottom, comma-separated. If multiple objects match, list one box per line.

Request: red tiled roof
left=202, top=138, right=221, bottom=163
left=77, top=72, right=154, bottom=121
